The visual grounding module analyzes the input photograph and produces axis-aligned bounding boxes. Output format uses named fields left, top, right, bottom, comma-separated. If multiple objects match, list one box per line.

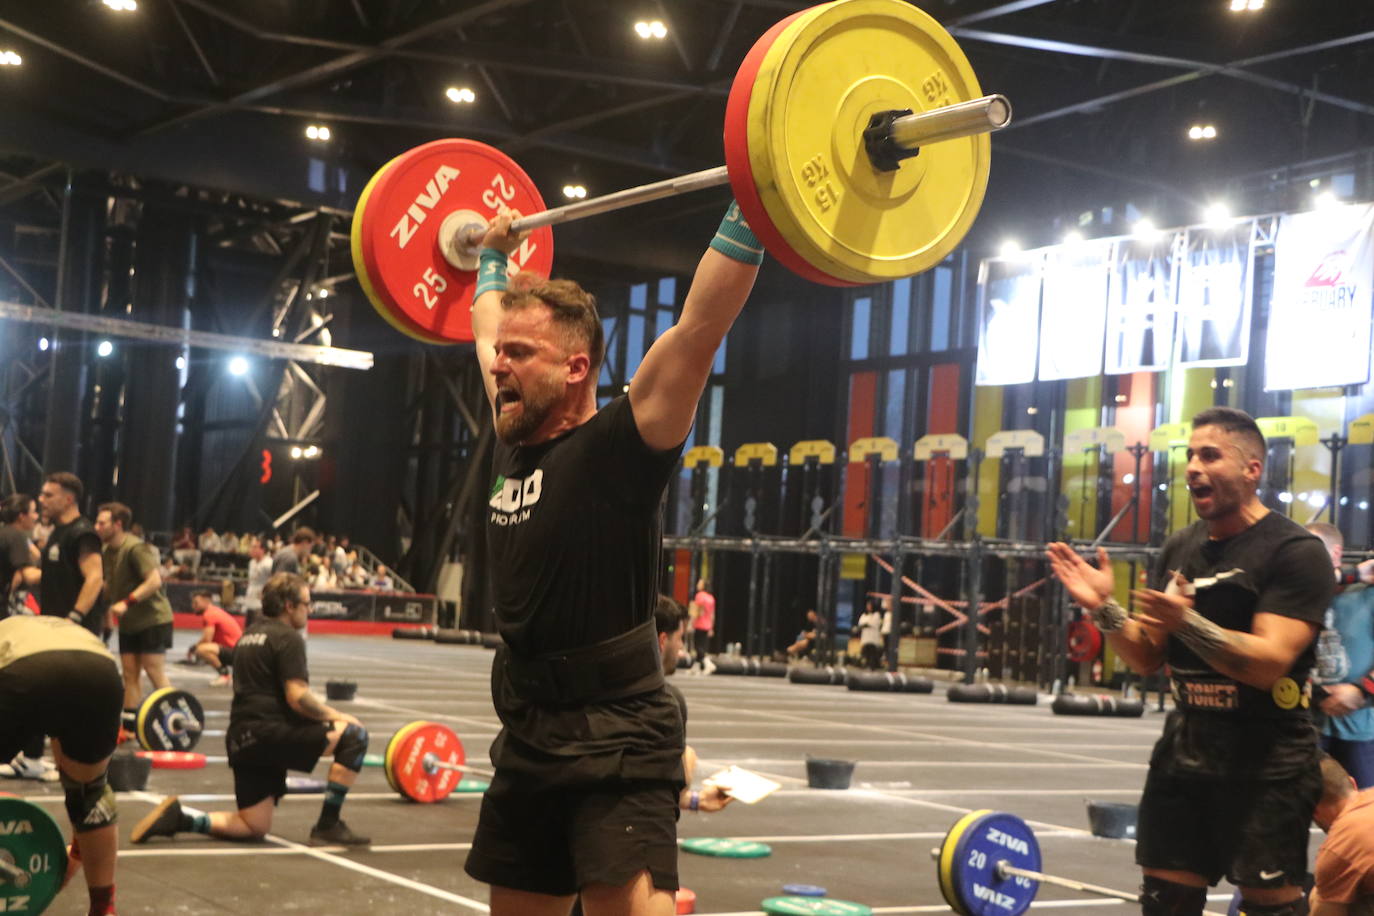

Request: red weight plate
left=1066, top=618, right=1103, bottom=663
left=353, top=153, right=452, bottom=345
left=724, top=6, right=859, bottom=288
left=356, top=139, right=555, bottom=343
left=135, top=751, right=207, bottom=770
left=392, top=722, right=465, bottom=804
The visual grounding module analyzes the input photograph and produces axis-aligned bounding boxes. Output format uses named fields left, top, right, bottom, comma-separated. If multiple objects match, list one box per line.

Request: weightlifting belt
left=1171, top=672, right=1311, bottom=717
left=501, top=619, right=664, bottom=706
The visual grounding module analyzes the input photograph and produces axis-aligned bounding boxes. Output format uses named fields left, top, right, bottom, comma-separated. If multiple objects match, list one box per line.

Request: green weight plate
left=761, top=896, right=873, bottom=916
left=680, top=837, right=772, bottom=858
left=454, top=779, right=489, bottom=793
left=0, top=795, right=67, bottom=916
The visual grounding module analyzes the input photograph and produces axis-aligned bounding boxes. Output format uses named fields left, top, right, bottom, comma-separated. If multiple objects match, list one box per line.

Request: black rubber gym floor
left=8, top=633, right=1311, bottom=915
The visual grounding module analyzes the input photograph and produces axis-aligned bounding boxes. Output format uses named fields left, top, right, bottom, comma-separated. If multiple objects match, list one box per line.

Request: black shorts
left=465, top=773, right=679, bottom=897
left=1136, top=762, right=1323, bottom=887
left=119, top=623, right=173, bottom=655
left=226, top=719, right=330, bottom=809
left=217, top=645, right=235, bottom=667
left=0, top=651, right=123, bottom=764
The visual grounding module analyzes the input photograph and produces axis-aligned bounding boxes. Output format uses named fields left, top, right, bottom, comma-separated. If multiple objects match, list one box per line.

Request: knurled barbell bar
left=350, top=0, right=1011, bottom=344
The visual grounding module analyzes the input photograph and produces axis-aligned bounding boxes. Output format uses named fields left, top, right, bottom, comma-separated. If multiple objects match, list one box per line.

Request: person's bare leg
left=580, top=870, right=674, bottom=916
left=118, top=654, right=141, bottom=711
left=140, top=653, right=171, bottom=691
left=205, top=798, right=275, bottom=840
left=194, top=644, right=220, bottom=667
left=51, top=740, right=116, bottom=887
left=489, top=885, right=576, bottom=916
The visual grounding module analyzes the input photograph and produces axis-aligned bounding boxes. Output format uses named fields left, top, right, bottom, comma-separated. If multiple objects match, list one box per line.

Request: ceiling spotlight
left=103, top=0, right=137, bottom=10
left=290, top=446, right=303, bottom=460
left=1230, top=0, right=1264, bottom=9
left=1132, top=218, right=1160, bottom=238
left=303, top=445, right=321, bottom=459
left=37, top=337, right=49, bottom=351
left=228, top=356, right=249, bottom=376
left=317, top=287, right=330, bottom=299
left=1062, top=230, right=1083, bottom=245
left=1188, top=124, right=1217, bottom=141
left=562, top=184, right=588, bottom=199
left=1314, top=190, right=1341, bottom=210
left=175, top=356, right=186, bottom=370
left=998, top=239, right=1022, bottom=258
left=305, top=124, right=330, bottom=141
left=96, top=340, right=113, bottom=358
left=445, top=86, right=476, bottom=104
left=0, top=51, right=21, bottom=67
left=1202, top=202, right=1232, bottom=227
left=634, top=19, right=667, bottom=39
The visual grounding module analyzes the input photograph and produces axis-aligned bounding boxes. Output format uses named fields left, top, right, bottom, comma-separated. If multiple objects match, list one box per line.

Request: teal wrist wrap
left=710, top=201, right=765, bottom=265
left=475, top=248, right=509, bottom=299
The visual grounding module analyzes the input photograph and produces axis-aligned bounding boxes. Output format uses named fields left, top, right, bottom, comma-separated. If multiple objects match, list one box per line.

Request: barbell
left=350, top=0, right=1010, bottom=343
left=380, top=720, right=494, bottom=803
left=934, top=809, right=1226, bottom=916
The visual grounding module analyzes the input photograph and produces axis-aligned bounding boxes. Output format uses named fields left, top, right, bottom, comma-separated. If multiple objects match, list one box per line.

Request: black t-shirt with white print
left=40, top=516, right=103, bottom=635
left=1149, top=510, right=1332, bottom=778
left=485, top=395, right=685, bottom=784
left=230, top=616, right=312, bottom=728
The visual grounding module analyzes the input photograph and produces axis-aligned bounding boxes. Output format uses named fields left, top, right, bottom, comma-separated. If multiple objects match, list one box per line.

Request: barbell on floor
left=933, top=809, right=1226, bottom=916
left=379, top=720, right=495, bottom=803
left=0, top=794, right=67, bottom=915
left=350, top=0, right=1011, bottom=343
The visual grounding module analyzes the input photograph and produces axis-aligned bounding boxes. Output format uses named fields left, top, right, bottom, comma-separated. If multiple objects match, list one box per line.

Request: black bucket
left=325, top=679, right=357, bottom=701
left=805, top=757, right=856, bottom=790
left=1086, top=801, right=1138, bottom=839
left=107, top=752, right=151, bottom=792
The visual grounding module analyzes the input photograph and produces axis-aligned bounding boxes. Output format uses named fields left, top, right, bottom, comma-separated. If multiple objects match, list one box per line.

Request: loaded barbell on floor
left=350, top=0, right=1011, bottom=343
left=0, top=794, right=68, bottom=915
left=933, top=809, right=1226, bottom=916
left=135, top=687, right=204, bottom=753
left=380, top=720, right=496, bottom=803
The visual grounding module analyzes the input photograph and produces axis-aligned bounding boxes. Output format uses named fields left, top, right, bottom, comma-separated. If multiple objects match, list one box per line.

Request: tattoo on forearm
left=295, top=690, right=332, bottom=721
left=1088, top=598, right=1128, bottom=632
left=1176, top=609, right=1247, bottom=672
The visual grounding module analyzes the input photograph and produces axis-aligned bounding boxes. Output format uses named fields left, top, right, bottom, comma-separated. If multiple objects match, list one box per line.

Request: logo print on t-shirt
left=489, top=470, right=543, bottom=526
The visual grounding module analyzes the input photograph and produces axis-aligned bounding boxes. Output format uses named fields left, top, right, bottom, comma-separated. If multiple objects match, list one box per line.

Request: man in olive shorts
left=132, top=572, right=370, bottom=846
left=0, top=615, right=124, bottom=915
left=1049, top=407, right=1332, bottom=916
left=95, top=503, right=174, bottom=740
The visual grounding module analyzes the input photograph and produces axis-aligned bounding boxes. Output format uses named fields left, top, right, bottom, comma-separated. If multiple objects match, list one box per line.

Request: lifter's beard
left=494, top=378, right=562, bottom=445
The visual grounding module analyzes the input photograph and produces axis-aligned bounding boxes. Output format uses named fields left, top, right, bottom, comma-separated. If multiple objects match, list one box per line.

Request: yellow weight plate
left=747, top=0, right=991, bottom=283
left=350, top=155, right=451, bottom=345
left=937, top=809, right=992, bottom=916
left=385, top=721, right=429, bottom=794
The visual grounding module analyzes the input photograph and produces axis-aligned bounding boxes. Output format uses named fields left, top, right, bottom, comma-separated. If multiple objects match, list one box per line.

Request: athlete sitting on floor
left=188, top=590, right=242, bottom=687
left=131, top=572, right=370, bottom=847
left=0, top=615, right=124, bottom=916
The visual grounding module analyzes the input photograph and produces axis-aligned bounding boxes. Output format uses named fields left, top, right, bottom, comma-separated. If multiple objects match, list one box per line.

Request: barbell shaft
left=427, top=756, right=497, bottom=778
left=0, top=857, right=28, bottom=886
left=463, top=94, right=1011, bottom=245
left=996, top=862, right=1227, bottom=916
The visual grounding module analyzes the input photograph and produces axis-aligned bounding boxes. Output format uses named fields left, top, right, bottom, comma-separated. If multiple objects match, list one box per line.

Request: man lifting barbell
left=0, top=615, right=124, bottom=916
left=131, top=572, right=371, bottom=847
left=1048, top=407, right=1333, bottom=916
left=457, top=196, right=759, bottom=916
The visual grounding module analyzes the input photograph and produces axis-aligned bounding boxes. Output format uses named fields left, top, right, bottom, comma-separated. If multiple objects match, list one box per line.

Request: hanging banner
left=1175, top=228, right=1253, bottom=368
left=1037, top=242, right=1112, bottom=381
left=975, top=255, right=1042, bottom=386
left=1106, top=236, right=1176, bottom=374
left=1263, top=203, right=1374, bottom=391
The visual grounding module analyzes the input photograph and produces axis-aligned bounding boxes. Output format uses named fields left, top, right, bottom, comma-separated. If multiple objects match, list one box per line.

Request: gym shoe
left=6, top=754, right=58, bottom=781
left=309, top=819, right=370, bottom=846
left=210, top=674, right=231, bottom=687
left=131, top=797, right=183, bottom=844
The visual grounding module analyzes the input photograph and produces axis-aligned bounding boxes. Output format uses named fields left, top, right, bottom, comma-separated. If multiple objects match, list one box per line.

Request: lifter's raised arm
left=629, top=202, right=763, bottom=452
left=471, top=207, right=529, bottom=408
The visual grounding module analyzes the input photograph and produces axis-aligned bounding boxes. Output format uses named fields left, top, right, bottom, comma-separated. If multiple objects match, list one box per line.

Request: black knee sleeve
left=60, top=770, right=117, bottom=833
left=1141, top=876, right=1208, bottom=916
left=1237, top=896, right=1309, bottom=916
left=334, top=723, right=368, bottom=772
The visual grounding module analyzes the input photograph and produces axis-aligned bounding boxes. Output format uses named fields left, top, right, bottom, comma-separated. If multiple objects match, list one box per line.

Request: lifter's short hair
left=1318, top=753, right=1356, bottom=804
left=653, top=595, right=689, bottom=636
left=502, top=277, right=605, bottom=374
left=1191, top=406, right=1266, bottom=462
left=261, top=572, right=307, bottom=618
left=44, top=471, right=84, bottom=503
left=97, top=502, right=133, bottom=531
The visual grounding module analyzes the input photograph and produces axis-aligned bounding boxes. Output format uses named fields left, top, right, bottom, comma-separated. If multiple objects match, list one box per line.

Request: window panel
left=890, top=278, right=911, bottom=356
left=931, top=266, right=952, bottom=351
left=657, top=276, right=677, bottom=306
left=850, top=296, right=871, bottom=360
left=626, top=313, right=646, bottom=377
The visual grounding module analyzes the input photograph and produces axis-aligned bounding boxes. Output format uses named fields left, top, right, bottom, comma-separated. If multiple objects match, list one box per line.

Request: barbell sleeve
left=0, top=857, right=29, bottom=887
left=459, top=94, right=1012, bottom=248
left=424, top=754, right=497, bottom=779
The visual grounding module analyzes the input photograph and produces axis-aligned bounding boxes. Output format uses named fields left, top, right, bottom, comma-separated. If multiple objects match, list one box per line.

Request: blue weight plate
left=948, top=811, right=1040, bottom=916
left=783, top=884, right=827, bottom=897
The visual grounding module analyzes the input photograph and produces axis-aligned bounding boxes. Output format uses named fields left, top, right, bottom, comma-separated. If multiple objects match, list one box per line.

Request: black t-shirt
left=40, top=517, right=103, bottom=635
left=0, top=527, right=33, bottom=608
left=230, top=617, right=312, bottom=727
left=666, top=681, right=688, bottom=728
left=485, top=396, right=685, bottom=785
left=1149, top=511, right=1332, bottom=778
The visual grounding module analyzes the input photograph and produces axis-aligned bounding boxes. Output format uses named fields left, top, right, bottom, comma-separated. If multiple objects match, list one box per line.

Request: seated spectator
left=237, top=532, right=254, bottom=554
left=371, top=565, right=394, bottom=592
left=172, top=525, right=200, bottom=572
left=198, top=527, right=221, bottom=553
left=344, top=560, right=368, bottom=589
left=220, top=531, right=238, bottom=554
left=786, top=609, right=826, bottom=660
left=307, top=558, right=335, bottom=592
left=331, top=538, right=349, bottom=577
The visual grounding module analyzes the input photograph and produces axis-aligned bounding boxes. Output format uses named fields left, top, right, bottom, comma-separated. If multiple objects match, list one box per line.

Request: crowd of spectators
left=161, top=526, right=399, bottom=593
